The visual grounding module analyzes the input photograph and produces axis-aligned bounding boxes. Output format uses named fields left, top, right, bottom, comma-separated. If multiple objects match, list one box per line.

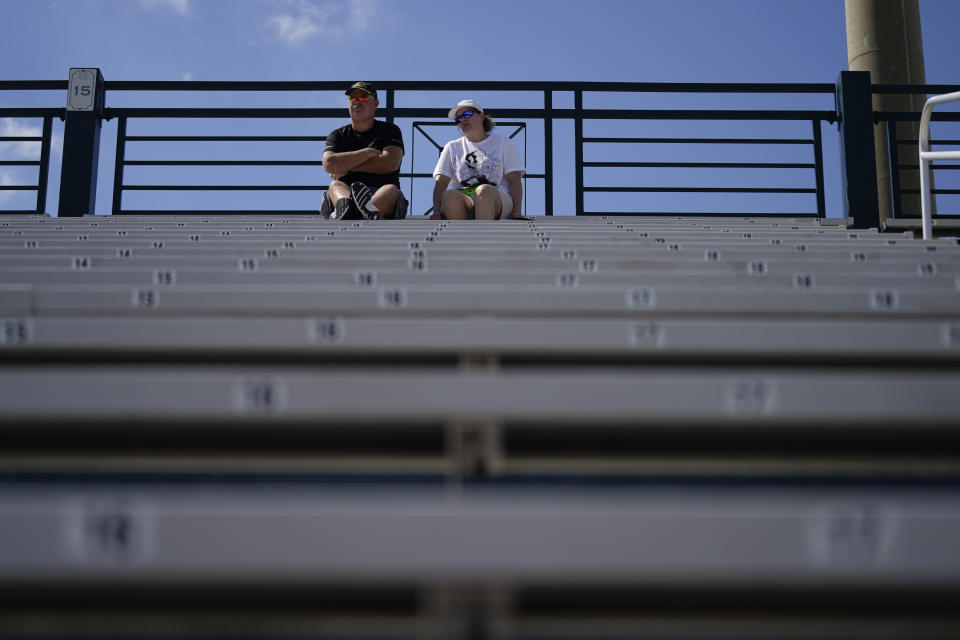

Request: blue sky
left=1, top=0, right=958, bottom=216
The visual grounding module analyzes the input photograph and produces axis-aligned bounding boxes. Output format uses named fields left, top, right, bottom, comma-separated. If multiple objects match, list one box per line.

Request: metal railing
left=876, top=84, right=960, bottom=222
left=5, top=72, right=957, bottom=227
left=0, top=81, right=65, bottom=215
left=101, top=81, right=839, bottom=218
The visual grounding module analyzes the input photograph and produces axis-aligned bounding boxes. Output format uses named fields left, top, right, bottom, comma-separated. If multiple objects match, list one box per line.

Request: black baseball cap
left=345, top=81, right=377, bottom=99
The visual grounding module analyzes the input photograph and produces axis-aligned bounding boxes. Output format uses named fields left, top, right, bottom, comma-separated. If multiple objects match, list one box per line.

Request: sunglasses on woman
left=455, top=109, right=476, bottom=123
left=348, top=95, right=372, bottom=103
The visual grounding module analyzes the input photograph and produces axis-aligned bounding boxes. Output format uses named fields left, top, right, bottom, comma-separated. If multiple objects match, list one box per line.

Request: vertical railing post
left=812, top=119, right=826, bottom=218
left=112, top=116, right=127, bottom=215
left=885, top=119, right=904, bottom=219
left=835, top=71, right=880, bottom=228
left=543, top=89, right=553, bottom=216
left=57, top=68, right=105, bottom=217
left=574, top=90, right=583, bottom=216
left=36, top=117, right=53, bottom=215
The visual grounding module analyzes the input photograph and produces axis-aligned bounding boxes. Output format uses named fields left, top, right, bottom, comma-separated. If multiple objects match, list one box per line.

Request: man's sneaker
left=351, top=182, right=379, bottom=220
left=331, top=196, right=358, bottom=220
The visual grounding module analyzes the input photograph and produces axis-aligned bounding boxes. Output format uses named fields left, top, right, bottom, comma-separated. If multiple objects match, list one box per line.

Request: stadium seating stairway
left=1, top=213, right=959, bottom=639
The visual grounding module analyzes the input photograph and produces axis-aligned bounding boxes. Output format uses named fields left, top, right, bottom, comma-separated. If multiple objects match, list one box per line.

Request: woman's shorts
left=456, top=187, right=513, bottom=218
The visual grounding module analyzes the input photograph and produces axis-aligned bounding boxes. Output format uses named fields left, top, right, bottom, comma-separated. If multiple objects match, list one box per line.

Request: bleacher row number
left=408, top=259, right=427, bottom=272
left=1, top=318, right=33, bottom=347
left=379, top=288, right=407, bottom=309
left=580, top=260, right=598, bottom=273
left=808, top=503, right=895, bottom=569
left=917, top=262, right=937, bottom=276
left=870, top=290, right=899, bottom=311
left=747, top=261, right=768, bottom=275
left=236, top=378, right=285, bottom=414
left=627, top=288, right=656, bottom=310
left=153, top=270, right=176, bottom=286
left=132, top=289, right=160, bottom=309
left=631, top=322, right=664, bottom=349
left=63, top=498, right=153, bottom=566
left=71, top=256, right=91, bottom=271
left=312, top=317, right=346, bottom=344
left=793, top=274, right=815, bottom=290
left=239, top=258, right=258, bottom=272
left=557, top=273, right=578, bottom=289
left=355, top=271, right=377, bottom=287
left=562, top=250, right=577, bottom=261
left=725, top=378, right=778, bottom=416
left=945, top=323, right=960, bottom=349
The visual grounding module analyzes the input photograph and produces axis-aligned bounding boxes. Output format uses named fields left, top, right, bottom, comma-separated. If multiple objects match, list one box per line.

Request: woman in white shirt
left=431, top=100, right=526, bottom=220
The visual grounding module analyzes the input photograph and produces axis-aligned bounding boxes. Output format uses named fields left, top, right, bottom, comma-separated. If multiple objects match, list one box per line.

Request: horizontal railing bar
left=0, top=81, right=67, bottom=90
left=113, top=210, right=323, bottom=215
left=897, top=139, right=960, bottom=146
left=903, top=189, right=960, bottom=195
left=0, top=161, right=41, bottom=166
left=583, top=137, right=814, bottom=145
left=583, top=162, right=816, bottom=169
left=874, top=111, right=960, bottom=122
left=103, top=80, right=837, bottom=93
left=123, top=160, right=324, bottom=166
left=579, top=211, right=820, bottom=217
left=121, top=185, right=326, bottom=191
left=0, top=137, right=43, bottom=142
left=106, top=108, right=341, bottom=119
left=900, top=164, right=960, bottom=170
left=0, top=186, right=39, bottom=191
left=0, top=108, right=65, bottom=118
left=105, top=107, right=838, bottom=122
left=872, top=83, right=960, bottom=94
left=121, top=178, right=542, bottom=189
left=583, top=187, right=818, bottom=193
left=125, top=136, right=328, bottom=142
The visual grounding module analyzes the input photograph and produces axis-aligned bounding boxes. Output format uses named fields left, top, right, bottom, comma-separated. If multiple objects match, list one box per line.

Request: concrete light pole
left=845, top=0, right=928, bottom=222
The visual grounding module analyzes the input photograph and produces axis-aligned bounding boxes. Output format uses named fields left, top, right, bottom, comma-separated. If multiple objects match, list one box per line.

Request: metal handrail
left=919, top=91, right=960, bottom=239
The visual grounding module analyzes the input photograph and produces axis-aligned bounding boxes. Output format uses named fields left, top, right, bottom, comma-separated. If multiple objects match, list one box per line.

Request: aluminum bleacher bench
left=2, top=213, right=960, bottom=637
left=2, top=212, right=959, bottom=483
left=1, top=485, right=959, bottom=639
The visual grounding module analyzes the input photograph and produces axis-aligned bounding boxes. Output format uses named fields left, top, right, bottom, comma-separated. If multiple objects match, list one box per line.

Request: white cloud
left=0, top=118, right=42, bottom=160
left=0, top=170, right=15, bottom=203
left=0, top=118, right=62, bottom=160
left=0, top=119, right=62, bottom=207
left=181, top=72, right=194, bottom=81
left=138, top=0, right=191, bottom=16
left=266, top=0, right=377, bottom=47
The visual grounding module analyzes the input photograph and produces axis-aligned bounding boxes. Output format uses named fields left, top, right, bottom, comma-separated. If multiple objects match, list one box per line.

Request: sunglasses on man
left=455, top=109, right=476, bottom=123
left=348, top=95, right=373, bottom=103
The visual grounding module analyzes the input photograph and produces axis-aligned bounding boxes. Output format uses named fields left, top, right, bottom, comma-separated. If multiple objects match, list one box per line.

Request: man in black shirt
left=320, top=81, right=407, bottom=220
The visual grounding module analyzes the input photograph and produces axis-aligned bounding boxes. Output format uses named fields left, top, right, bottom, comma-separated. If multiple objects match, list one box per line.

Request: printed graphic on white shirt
left=461, top=147, right=502, bottom=187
